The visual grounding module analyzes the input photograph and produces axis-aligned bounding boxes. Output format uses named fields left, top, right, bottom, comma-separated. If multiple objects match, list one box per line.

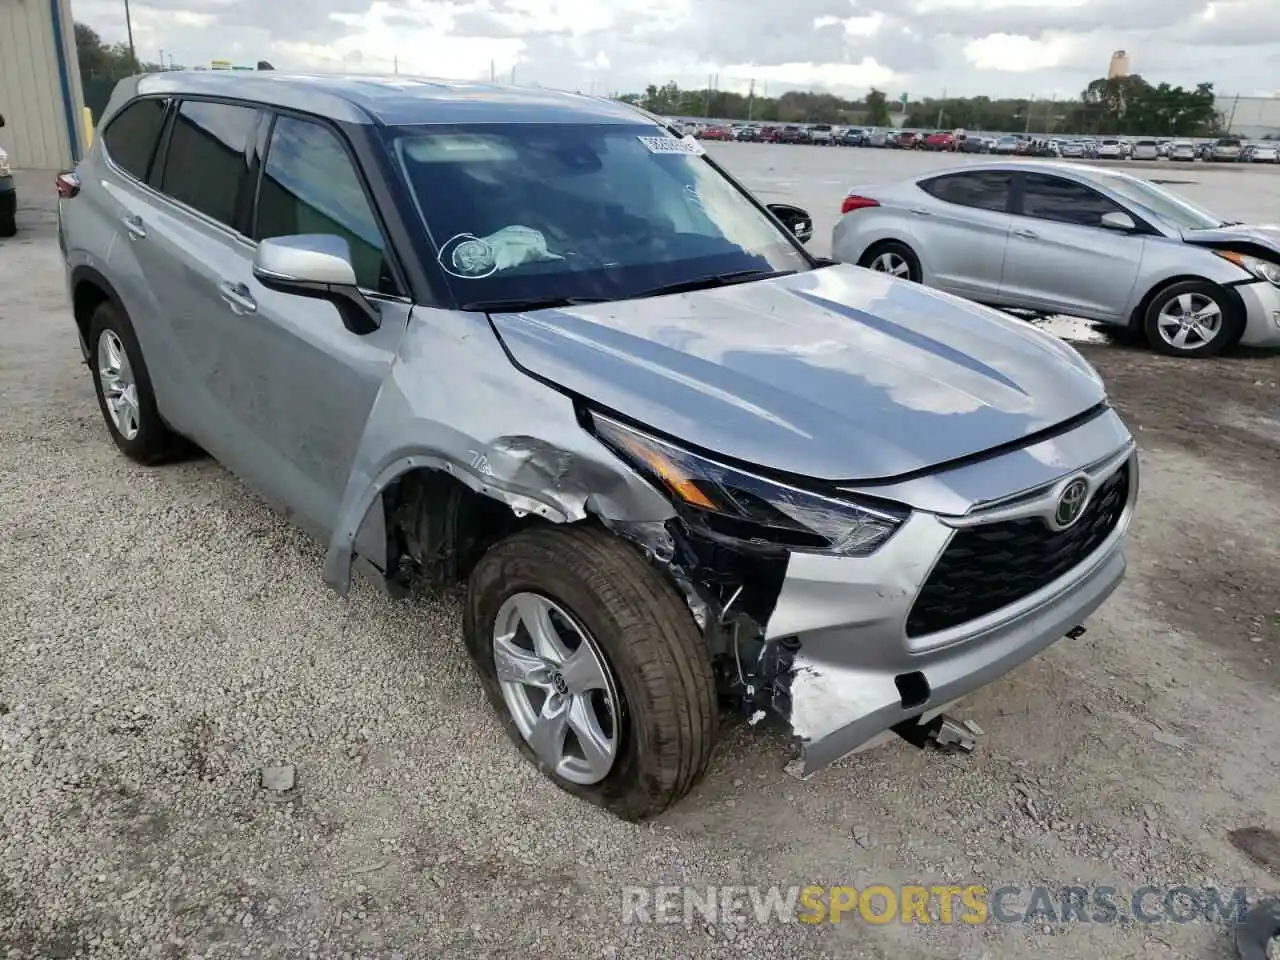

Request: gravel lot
left=2, top=149, right=1279, bottom=960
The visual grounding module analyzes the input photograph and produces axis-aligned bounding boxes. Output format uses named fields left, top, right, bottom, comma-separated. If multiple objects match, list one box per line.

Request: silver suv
left=59, top=72, right=1138, bottom=820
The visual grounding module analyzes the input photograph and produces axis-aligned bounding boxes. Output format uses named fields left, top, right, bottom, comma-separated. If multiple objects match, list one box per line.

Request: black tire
left=0, top=212, right=15, bottom=238
left=859, top=240, right=923, bottom=283
left=1141, top=279, right=1245, bottom=359
left=464, top=525, right=718, bottom=821
left=1234, top=899, right=1280, bottom=960
left=87, top=300, right=180, bottom=463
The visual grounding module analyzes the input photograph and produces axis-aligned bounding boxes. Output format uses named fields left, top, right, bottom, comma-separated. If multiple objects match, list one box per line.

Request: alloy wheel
left=492, top=592, right=620, bottom=785
left=1155, top=292, right=1222, bottom=352
left=870, top=251, right=911, bottom=278
left=97, top=329, right=141, bottom=440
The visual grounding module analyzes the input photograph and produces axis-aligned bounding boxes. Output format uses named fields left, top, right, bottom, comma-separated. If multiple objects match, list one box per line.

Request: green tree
left=864, top=88, right=890, bottom=126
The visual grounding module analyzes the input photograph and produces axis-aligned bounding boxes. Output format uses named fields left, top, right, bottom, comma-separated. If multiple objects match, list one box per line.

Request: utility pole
left=123, top=0, right=137, bottom=70
left=704, top=74, right=712, bottom=117
left=935, top=88, right=946, bottom=128
left=393, top=55, right=399, bottom=75
left=159, top=49, right=165, bottom=72
left=747, top=78, right=755, bottom=120
left=490, top=60, right=495, bottom=82
left=1025, top=95, right=1034, bottom=133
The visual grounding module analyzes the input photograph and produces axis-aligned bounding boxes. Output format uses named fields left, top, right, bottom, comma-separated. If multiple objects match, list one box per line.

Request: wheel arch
left=1127, top=273, right=1246, bottom=334
left=69, top=265, right=128, bottom=361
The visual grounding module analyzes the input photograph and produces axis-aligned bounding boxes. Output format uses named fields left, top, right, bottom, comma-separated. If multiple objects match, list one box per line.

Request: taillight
left=55, top=172, right=80, bottom=199
left=841, top=195, right=880, bottom=214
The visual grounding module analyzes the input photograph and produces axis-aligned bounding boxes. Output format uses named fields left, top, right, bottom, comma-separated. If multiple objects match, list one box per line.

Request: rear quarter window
left=101, top=98, right=169, bottom=180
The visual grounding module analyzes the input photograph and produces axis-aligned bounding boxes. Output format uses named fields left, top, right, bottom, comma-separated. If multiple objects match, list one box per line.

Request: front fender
left=323, top=308, right=676, bottom=596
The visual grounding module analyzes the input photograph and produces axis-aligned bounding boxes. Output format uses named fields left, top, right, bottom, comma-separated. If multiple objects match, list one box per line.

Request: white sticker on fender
left=638, top=135, right=706, bottom=156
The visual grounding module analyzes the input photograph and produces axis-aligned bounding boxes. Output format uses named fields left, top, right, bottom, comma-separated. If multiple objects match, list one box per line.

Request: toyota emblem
left=1051, top=478, right=1090, bottom=530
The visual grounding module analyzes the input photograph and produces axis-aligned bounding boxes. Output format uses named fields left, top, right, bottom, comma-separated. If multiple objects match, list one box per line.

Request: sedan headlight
left=1216, top=250, right=1280, bottom=286
left=591, top=414, right=907, bottom=556
left=0, top=153, right=10, bottom=176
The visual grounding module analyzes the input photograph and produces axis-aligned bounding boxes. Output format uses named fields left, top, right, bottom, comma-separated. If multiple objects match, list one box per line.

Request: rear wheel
left=88, top=301, right=181, bottom=462
left=1142, top=279, right=1244, bottom=358
left=464, top=525, right=718, bottom=821
left=0, top=212, right=15, bottom=238
left=860, top=240, right=922, bottom=283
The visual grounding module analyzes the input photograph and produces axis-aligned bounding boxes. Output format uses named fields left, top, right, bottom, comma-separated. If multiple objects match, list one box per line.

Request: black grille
left=905, top=462, right=1130, bottom=638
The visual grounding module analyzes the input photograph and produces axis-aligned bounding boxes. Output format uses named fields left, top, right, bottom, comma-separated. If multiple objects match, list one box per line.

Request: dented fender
left=322, top=308, right=675, bottom=595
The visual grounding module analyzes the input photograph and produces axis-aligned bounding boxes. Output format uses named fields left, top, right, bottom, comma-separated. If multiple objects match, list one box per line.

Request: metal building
left=1217, top=95, right=1280, bottom=139
left=0, top=0, right=87, bottom=169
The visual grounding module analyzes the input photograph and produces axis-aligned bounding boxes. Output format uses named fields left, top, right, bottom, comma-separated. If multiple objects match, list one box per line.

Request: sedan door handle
left=218, top=280, right=258, bottom=314
left=1013, top=227, right=1039, bottom=239
left=908, top=207, right=933, bottom=216
left=121, top=215, right=146, bottom=240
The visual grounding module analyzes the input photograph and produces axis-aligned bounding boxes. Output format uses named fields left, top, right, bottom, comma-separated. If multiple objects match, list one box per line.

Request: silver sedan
left=831, top=161, right=1280, bottom=358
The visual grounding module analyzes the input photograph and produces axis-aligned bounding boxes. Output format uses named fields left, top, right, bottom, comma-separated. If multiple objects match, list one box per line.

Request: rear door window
left=919, top=171, right=1012, bottom=212
left=158, top=99, right=259, bottom=229
left=102, top=98, right=169, bottom=181
left=1019, top=173, right=1123, bottom=227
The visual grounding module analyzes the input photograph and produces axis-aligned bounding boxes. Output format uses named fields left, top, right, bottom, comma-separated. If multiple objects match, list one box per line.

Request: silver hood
left=488, top=265, right=1106, bottom=481
left=1181, top=223, right=1280, bottom=256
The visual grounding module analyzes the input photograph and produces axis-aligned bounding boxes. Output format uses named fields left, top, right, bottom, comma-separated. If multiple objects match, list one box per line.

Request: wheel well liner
left=70, top=266, right=127, bottom=354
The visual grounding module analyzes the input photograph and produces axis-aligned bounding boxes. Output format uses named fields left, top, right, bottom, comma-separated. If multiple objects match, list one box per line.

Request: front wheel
left=464, top=525, right=719, bottom=821
left=1142, top=279, right=1245, bottom=358
left=860, top=240, right=923, bottom=283
left=0, top=212, right=15, bottom=238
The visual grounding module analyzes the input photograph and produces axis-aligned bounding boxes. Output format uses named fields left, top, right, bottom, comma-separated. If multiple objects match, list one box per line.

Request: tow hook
left=892, top=714, right=978, bottom=753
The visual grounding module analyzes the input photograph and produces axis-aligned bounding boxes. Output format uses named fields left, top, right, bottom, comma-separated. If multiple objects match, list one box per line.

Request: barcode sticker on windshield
left=638, top=135, right=706, bottom=156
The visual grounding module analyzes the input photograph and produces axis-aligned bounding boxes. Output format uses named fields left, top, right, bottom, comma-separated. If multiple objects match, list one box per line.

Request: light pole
left=123, top=0, right=138, bottom=70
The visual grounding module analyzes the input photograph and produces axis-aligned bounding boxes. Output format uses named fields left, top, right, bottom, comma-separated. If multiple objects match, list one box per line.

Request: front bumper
left=765, top=411, right=1138, bottom=777
left=1236, top=279, right=1280, bottom=348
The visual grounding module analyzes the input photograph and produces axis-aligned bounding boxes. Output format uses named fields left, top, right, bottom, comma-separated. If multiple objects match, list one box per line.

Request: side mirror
left=253, top=234, right=380, bottom=334
left=0, top=113, right=6, bottom=128
left=767, top=202, right=813, bottom=244
left=1100, top=211, right=1137, bottom=232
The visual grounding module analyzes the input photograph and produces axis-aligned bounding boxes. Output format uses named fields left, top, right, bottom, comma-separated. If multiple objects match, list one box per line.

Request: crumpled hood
left=1181, top=223, right=1280, bottom=256
left=488, top=265, right=1106, bottom=481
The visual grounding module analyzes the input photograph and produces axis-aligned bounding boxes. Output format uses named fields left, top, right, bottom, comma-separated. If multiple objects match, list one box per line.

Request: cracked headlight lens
left=591, top=414, right=907, bottom=556
left=1216, top=250, right=1280, bottom=286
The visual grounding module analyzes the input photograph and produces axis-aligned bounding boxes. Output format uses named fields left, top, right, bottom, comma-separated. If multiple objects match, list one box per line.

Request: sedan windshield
left=1081, top=171, right=1227, bottom=230
left=389, top=122, right=809, bottom=308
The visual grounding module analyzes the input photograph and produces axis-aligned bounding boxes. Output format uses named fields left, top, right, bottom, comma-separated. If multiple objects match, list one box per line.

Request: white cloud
left=74, top=0, right=1280, bottom=101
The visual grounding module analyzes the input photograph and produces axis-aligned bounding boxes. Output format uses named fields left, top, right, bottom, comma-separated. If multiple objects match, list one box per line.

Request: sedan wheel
left=492, top=591, right=620, bottom=785
left=1155, top=292, right=1221, bottom=352
left=870, top=251, right=911, bottom=278
left=1142, top=279, right=1245, bottom=358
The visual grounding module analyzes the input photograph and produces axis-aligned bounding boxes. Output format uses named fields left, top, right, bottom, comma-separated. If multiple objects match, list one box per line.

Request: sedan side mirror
left=252, top=234, right=380, bottom=334
left=767, top=203, right=813, bottom=244
left=1101, top=211, right=1137, bottom=232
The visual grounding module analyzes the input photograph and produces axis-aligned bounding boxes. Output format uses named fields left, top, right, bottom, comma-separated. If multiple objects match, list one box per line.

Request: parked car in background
left=1131, top=139, right=1159, bottom=161
left=866, top=129, right=890, bottom=147
left=698, top=125, right=734, bottom=141
left=0, top=113, right=14, bottom=238
left=1246, top=143, right=1278, bottom=163
left=1095, top=139, right=1123, bottom=160
left=959, top=135, right=988, bottom=153
left=61, top=72, right=1142, bottom=821
left=1059, top=141, right=1085, bottom=159
left=840, top=127, right=866, bottom=146
left=992, top=135, right=1019, bottom=155
left=809, top=123, right=834, bottom=145
left=1168, top=140, right=1197, bottom=161
left=776, top=124, right=808, bottom=144
left=733, top=124, right=759, bottom=141
left=831, top=161, right=1280, bottom=358
left=1210, top=137, right=1243, bottom=161
left=757, top=125, right=780, bottom=143
left=923, top=130, right=956, bottom=151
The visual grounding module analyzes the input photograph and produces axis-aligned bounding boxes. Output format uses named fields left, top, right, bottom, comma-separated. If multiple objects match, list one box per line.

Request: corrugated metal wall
left=0, top=0, right=86, bottom=168
left=1216, top=96, right=1280, bottom=139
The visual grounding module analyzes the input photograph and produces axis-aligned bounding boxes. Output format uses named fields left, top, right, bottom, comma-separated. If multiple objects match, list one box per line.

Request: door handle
left=909, top=207, right=932, bottom=216
left=121, top=215, right=146, bottom=240
left=1013, top=228, right=1039, bottom=239
left=218, top=280, right=258, bottom=314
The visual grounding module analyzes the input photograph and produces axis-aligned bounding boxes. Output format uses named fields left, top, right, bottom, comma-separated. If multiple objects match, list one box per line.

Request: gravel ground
left=2, top=153, right=1279, bottom=960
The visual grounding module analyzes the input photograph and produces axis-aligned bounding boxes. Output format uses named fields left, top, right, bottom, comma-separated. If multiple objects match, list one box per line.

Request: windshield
left=1082, top=171, right=1227, bottom=230
left=389, top=122, right=809, bottom=307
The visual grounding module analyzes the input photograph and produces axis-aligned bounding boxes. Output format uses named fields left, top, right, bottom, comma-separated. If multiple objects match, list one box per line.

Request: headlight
left=0, top=154, right=10, bottom=176
left=1216, top=250, right=1280, bottom=285
left=591, top=414, right=906, bottom=556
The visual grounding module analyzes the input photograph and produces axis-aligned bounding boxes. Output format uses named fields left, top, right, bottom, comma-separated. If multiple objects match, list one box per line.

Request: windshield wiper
left=459, top=295, right=610, bottom=313
left=629, top=268, right=798, bottom=300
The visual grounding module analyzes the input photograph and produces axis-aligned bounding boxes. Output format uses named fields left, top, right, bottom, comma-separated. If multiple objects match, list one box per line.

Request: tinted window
left=391, top=123, right=808, bottom=308
left=159, top=100, right=257, bottom=228
left=1020, top=173, right=1121, bottom=227
left=921, top=172, right=1011, bottom=212
left=102, top=98, right=168, bottom=180
left=255, top=115, right=390, bottom=293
